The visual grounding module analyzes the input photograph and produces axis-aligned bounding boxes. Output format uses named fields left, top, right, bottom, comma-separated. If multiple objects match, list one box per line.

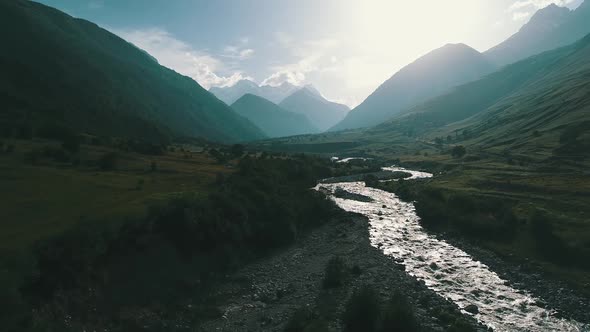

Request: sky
left=37, top=0, right=584, bottom=107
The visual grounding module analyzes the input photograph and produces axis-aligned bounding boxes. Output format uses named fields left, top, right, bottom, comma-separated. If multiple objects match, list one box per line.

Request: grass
left=0, top=138, right=229, bottom=252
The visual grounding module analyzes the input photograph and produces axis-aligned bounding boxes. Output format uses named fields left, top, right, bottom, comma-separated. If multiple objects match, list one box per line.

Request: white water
left=317, top=167, right=587, bottom=332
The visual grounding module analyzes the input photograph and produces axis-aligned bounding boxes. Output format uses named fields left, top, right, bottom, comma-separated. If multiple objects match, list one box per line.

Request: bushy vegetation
left=343, top=286, right=381, bottom=332
left=529, top=212, right=590, bottom=268
left=284, top=307, right=329, bottom=332
left=374, top=180, right=518, bottom=241
left=2, top=154, right=337, bottom=331
left=323, top=256, right=347, bottom=289
left=342, top=286, right=420, bottom=332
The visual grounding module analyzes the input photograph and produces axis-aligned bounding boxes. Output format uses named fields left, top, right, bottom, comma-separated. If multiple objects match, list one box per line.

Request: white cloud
left=261, top=33, right=339, bottom=87
left=508, top=0, right=576, bottom=20
left=512, top=11, right=533, bottom=20
left=88, top=0, right=104, bottom=10
left=222, top=45, right=255, bottom=60
left=261, top=70, right=306, bottom=87
left=112, top=27, right=250, bottom=89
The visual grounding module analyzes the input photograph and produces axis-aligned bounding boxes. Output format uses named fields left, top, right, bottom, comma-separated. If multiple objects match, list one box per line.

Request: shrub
left=323, top=256, right=347, bottom=289
left=61, top=134, right=80, bottom=153
left=451, top=145, right=466, bottom=158
left=231, top=144, right=245, bottom=157
left=343, top=286, right=380, bottom=332
left=42, top=146, right=70, bottom=163
left=379, top=291, right=419, bottom=332
left=363, top=174, right=379, bottom=188
left=98, top=152, right=118, bottom=171
left=285, top=307, right=321, bottom=332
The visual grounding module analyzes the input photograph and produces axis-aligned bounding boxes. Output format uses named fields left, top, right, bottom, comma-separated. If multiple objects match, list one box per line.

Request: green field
left=0, top=139, right=229, bottom=252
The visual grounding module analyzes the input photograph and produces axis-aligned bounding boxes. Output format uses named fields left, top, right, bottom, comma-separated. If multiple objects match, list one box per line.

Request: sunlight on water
left=316, top=167, right=587, bottom=332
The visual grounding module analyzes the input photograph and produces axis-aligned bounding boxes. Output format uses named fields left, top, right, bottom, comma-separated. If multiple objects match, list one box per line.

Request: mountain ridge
left=0, top=0, right=265, bottom=142
left=330, top=43, right=496, bottom=131
left=279, top=86, right=350, bottom=132
left=231, top=94, right=318, bottom=138
left=485, top=1, right=590, bottom=66
left=210, top=80, right=299, bottom=105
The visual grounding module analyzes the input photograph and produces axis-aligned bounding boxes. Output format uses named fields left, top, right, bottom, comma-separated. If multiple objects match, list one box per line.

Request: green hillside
left=0, top=0, right=265, bottom=143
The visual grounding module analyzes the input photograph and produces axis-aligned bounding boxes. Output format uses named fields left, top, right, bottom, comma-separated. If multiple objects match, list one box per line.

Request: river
left=317, top=166, right=587, bottom=332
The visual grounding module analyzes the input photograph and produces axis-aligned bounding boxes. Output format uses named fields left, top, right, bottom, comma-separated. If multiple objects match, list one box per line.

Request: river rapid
left=317, top=166, right=587, bottom=332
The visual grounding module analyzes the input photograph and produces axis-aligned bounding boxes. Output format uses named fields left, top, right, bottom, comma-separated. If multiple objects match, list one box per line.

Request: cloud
left=261, top=33, right=339, bottom=87
left=261, top=70, right=306, bottom=87
left=508, top=0, right=576, bottom=20
left=512, top=11, right=533, bottom=20
left=222, top=45, right=255, bottom=60
left=112, top=27, right=250, bottom=89
left=88, top=1, right=104, bottom=10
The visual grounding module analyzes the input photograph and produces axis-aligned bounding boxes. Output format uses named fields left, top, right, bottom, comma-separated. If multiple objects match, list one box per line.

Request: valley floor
left=198, top=214, right=484, bottom=332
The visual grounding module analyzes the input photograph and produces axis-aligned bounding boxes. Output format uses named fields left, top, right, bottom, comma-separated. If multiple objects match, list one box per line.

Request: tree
left=98, top=152, right=118, bottom=170
left=231, top=144, right=245, bottom=158
left=451, top=145, right=466, bottom=158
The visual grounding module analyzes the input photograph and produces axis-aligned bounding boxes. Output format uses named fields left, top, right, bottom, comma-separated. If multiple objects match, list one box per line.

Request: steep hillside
left=374, top=42, right=577, bottom=137
left=0, top=0, right=265, bottom=143
left=231, top=94, right=318, bottom=138
left=279, top=86, right=349, bottom=131
left=444, top=34, right=590, bottom=160
left=485, top=1, right=590, bottom=66
left=331, top=43, right=495, bottom=131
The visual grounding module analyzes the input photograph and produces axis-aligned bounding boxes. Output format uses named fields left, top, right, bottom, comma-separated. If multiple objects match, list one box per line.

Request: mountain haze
left=485, top=1, right=590, bottom=66
left=331, top=43, right=496, bottom=131
left=231, top=94, right=318, bottom=138
left=279, top=86, right=350, bottom=131
left=210, top=80, right=299, bottom=105
left=358, top=32, right=590, bottom=161
left=0, top=0, right=265, bottom=143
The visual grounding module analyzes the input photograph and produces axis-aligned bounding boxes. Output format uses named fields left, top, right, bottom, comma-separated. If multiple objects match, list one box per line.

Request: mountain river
left=316, top=166, right=588, bottom=331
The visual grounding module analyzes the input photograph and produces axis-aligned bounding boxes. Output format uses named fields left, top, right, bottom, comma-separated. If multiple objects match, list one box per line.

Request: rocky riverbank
left=438, top=234, right=590, bottom=325
left=198, top=212, right=486, bottom=331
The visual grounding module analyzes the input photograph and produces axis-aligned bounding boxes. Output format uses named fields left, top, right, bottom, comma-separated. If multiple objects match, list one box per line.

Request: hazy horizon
left=36, top=0, right=584, bottom=107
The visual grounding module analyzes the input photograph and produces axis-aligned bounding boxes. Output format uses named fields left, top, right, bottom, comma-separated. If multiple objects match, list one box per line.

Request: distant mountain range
left=279, top=86, right=349, bottom=131
left=485, top=1, right=590, bottom=66
left=331, top=43, right=496, bottom=131
left=209, top=80, right=299, bottom=105
left=231, top=94, right=318, bottom=138
left=0, top=0, right=264, bottom=143
left=212, top=82, right=349, bottom=132
left=263, top=31, right=590, bottom=163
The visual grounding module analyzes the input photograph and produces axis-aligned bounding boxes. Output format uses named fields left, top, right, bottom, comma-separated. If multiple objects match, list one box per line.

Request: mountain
left=0, top=0, right=265, bottom=143
left=331, top=43, right=496, bottom=131
left=209, top=80, right=260, bottom=105
left=369, top=32, right=590, bottom=159
left=485, top=1, right=590, bottom=66
left=210, top=80, right=298, bottom=105
left=231, top=94, right=318, bottom=138
left=259, top=83, right=300, bottom=104
left=448, top=33, right=590, bottom=159
left=279, top=86, right=350, bottom=131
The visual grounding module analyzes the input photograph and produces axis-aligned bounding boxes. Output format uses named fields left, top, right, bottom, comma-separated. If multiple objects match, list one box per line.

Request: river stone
left=465, top=304, right=479, bottom=314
